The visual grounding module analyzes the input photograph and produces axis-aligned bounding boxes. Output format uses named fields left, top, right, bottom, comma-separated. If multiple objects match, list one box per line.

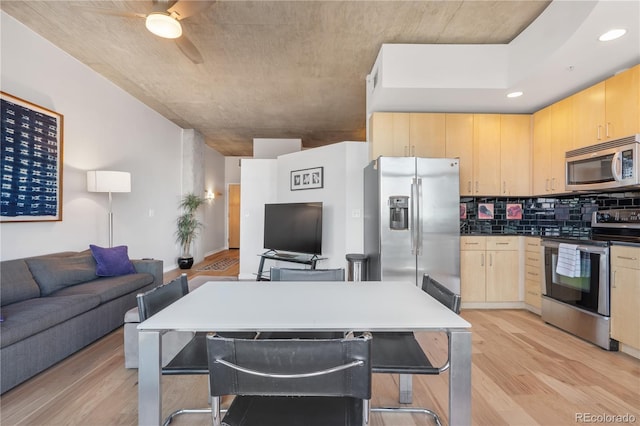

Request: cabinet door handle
left=496, top=242, right=510, bottom=245
left=545, top=178, right=550, bottom=192
left=465, top=242, right=479, bottom=245
left=481, top=254, right=485, bottom=267
left=527, top=271, right=538, bottom=277
left=606, top=122, right=611, bottom=138
left=489, top=253, right=493, bottom=267
left=597, top=124, right=602, bottom=140
left=475, top=181, right=479, bottom=193
left=467, top=181, right=472, bottom=193
left=616, top=256, right=638, bottom=261
left=503, top=181, right=506, bottom=194
left=551, top=177, right=556, bottom=191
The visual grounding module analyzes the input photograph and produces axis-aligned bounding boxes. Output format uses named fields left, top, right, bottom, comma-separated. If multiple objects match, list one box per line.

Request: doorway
left=228, top=184, right=240, bottom=248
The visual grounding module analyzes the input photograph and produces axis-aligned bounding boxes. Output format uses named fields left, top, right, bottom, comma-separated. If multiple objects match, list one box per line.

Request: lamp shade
left=87, top=171, right=131, bottom=193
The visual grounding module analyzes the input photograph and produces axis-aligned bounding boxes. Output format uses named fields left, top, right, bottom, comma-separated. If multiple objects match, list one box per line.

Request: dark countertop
left=610, top=241, right=640, bottom=248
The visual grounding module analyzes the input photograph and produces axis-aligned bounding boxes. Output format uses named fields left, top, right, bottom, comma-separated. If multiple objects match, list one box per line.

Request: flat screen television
left=263, top=202, right=323, bottom=255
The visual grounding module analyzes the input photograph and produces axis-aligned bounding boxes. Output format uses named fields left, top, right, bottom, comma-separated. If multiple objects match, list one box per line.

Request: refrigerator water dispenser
left=388, top=196, right=409, bottom=230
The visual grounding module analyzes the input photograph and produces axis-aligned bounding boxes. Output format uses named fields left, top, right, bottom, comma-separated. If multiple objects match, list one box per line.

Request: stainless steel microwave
left=566, top=134, right=640, bottom=191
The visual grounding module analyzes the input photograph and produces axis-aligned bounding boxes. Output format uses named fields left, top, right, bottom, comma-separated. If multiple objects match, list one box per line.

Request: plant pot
left=178, top=256, right=194, bottom=270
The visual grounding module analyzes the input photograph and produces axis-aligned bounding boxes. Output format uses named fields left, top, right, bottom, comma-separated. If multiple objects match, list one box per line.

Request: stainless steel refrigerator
left=364, top=157, right=460, bottom=294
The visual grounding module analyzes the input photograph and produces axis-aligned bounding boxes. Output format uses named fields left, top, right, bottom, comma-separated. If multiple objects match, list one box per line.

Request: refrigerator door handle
left=410, top=179, right=417, bottom=255
left=416, top=177, right=423, bottom=255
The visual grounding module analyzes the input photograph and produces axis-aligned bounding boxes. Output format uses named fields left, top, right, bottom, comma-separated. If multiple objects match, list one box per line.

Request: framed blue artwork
left=1, top=92, right=64, bottom=222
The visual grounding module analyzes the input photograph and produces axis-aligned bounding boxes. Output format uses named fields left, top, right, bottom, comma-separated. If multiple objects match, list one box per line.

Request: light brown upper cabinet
left=605, top=64, right=640, bottom=140
left=472, top=114, right=502, bottom=195
left=369, top=112, right=445, bottom=159
left=500, top=114, right=531, bottom=196
left=532, top=97, right=572, bottom=195
left=572, top=65, right=640, bottom=148
left=532, top=106, right=551, bottom=195
left=369, top=112, right=410, bottom=159
left=445, top=114, right=474, bottom=195
left=410, top=113, right=446, bottom=157
left=549, top=98, right=573, bottom=192
left=371, top=112, right=532, bottom=197
left=572, top=82, right=605, bottom=148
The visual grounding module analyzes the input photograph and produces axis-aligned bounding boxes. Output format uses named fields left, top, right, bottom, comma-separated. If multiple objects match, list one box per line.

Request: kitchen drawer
left=524, top=237, right=541, bottom=252
left=525, top=264, right=543, bottom=283
left=461, top=236, right=486, bottom=250
left=525, top=251, right=542, bottom=268
left=486, top=236, right=518, bottom=250
left=525, top=279, right=541, bottom=308
left=611, top=245, right=640, bottom=270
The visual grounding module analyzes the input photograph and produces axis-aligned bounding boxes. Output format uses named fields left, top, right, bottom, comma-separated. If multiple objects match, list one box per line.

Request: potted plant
left=175, top=192, right=206, bottom=269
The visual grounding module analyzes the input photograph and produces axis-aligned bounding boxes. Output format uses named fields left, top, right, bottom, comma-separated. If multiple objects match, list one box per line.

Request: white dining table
left=138, top=280, right=471, bottom=425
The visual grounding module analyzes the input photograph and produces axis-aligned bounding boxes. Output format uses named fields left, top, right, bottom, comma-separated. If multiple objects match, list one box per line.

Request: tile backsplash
left=460, top=191, right=640, bottom=237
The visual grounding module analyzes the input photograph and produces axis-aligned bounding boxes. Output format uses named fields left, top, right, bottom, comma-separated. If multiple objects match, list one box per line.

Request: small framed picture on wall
left=291, top=167, right=323, bottom=191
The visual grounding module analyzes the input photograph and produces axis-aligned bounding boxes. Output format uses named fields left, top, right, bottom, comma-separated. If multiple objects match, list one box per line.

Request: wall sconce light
left=205, top=189, right=215, bottom=201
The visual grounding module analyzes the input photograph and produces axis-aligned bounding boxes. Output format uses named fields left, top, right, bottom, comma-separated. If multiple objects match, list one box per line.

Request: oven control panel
left=593, top=209, right=640, bottom=227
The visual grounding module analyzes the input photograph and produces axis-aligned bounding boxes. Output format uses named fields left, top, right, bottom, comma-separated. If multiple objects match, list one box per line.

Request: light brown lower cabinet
left=461, top=236, right=519, bottom=303
left=524, top=237, right=542, bottom=310
left=610, top=245, right=640, bottom=351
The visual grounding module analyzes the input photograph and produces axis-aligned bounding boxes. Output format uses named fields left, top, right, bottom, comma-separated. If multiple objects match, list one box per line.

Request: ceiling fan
left=81, top=0, right=212, bottom=64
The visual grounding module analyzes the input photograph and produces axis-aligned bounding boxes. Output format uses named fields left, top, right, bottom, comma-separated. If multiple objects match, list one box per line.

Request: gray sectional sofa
left=0, top=250, right=163, bottom=394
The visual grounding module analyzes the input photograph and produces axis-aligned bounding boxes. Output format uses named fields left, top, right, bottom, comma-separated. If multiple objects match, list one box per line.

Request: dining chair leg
left=363, top=399, right=371, bottom=425
left=372, top=407, right=442, bottom=426
left=163, top=408, right=211, bottom=426
left=212, top=396, right=222, bottom=426
left=399, top=374, right=413, bottom=403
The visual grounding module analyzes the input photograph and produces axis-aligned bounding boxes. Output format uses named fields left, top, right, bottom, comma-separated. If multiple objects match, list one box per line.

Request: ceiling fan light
left=145, top=13, right=182, bottom=39
left=507, top=91, right=523, bottom=98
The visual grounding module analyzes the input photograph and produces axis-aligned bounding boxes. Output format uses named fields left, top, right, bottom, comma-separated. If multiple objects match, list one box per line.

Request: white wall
left=0, top=12, right=223, bottom=270
left=225, top=157, right=246, bottom=184
left=239, top=159, right=278, bottom=279
left=202, top=147, right=227, bottom=256
left=238, top=142, right=369, bottom=279
left=253, top=138, right=301, bottom=159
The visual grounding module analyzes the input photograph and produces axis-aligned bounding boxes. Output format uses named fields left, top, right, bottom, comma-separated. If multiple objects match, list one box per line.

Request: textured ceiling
left=0, top=1, right=551, bottom=156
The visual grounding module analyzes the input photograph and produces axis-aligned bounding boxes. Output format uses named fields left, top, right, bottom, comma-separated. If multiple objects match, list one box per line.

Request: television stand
left=256, top=251, right=325, bottom=281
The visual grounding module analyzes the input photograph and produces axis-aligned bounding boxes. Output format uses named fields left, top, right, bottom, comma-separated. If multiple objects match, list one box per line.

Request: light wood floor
left=1, top=252, right=639, bottom=426
left=164, top=249, right=241, bottom=282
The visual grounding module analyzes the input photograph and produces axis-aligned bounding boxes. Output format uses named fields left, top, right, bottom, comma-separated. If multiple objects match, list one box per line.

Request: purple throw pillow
left=89, top=244, right=136, bottom=277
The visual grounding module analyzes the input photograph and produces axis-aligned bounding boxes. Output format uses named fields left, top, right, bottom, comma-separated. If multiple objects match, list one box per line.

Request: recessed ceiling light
left=507, top=91, right=523, bottom=98
left=599, top=29, right=626, bottom=42
left=145, top=12, right=183, bottom=39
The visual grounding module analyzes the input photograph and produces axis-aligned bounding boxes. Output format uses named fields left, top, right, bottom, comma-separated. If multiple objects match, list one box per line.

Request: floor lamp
left=87, top=171, right=131, bottom=247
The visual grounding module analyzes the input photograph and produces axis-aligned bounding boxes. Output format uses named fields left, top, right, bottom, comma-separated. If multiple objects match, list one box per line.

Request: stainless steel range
left=541, top=208, right=640, bottom=350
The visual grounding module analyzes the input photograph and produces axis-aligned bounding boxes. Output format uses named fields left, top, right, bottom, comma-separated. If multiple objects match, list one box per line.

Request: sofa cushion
left=0, top=294, right=101, bottom=348
left=0, top=259, right=41, bottom=306
left=52, top=273, right=154, bottom=304
left=25, top=253, right=98, bottom=296
left=90, top=245, right=136, bottom=277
